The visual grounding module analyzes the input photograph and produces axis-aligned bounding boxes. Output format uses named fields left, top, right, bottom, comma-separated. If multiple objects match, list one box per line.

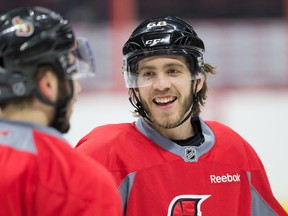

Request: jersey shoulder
left=76, top=122, right=141, bottom=150
left=204, top=120, right=264, bottom=171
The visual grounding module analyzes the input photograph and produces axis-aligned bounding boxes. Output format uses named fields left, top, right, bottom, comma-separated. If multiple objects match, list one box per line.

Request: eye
left=140, top=70, right=156, bottom=79
left=167, top=68, right=180, bottom=75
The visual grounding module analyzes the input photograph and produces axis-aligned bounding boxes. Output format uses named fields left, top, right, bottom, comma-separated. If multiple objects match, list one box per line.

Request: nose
left=152, top=73, right=171, bottom=90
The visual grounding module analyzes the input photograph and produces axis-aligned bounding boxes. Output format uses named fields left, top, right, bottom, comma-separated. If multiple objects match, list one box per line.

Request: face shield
left=66, top=37, right=97, bottom=79
left=123, top=48, right=204, bottom=88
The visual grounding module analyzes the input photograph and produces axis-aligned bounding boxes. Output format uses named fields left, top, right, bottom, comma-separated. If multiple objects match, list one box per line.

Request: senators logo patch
left=167, top=195, right=210, bottom=216
left=12, top=16, right=34, bottom=37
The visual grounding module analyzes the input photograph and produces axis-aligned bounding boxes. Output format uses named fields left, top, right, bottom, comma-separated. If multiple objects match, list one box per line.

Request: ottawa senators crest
left=167, top=195, right=210, bottom=216
left=12, top=16, right=34, bottom=37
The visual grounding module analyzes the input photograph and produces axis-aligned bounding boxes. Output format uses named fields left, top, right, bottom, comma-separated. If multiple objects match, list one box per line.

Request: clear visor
left=72, top=37, right=97, bottom=79
left=123, top=70, right=203, bottom=88
left=123, top=48, right=204, bottom=88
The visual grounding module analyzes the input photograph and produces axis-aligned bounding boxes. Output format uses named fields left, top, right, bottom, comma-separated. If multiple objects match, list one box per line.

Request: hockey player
left=0, top=7, right=122, bottom=215
left=75, top=16, right=287, bottom=215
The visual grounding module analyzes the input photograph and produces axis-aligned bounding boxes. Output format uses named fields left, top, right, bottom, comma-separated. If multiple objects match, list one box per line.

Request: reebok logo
left=210, top=173, right=241, bottom=184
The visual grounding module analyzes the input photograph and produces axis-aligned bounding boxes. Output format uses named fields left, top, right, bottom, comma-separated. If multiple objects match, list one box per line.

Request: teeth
left=155, top=97, right=174, bottom=104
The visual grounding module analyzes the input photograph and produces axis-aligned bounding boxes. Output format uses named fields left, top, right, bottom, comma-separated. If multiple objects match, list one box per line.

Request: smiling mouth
left=153, top=96, right=177, bottom=106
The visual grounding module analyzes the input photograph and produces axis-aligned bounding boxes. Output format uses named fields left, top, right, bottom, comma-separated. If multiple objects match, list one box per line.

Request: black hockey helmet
left=0, top=6, right=76, bottom=102
left=122, top=15, right=205, bottom=88
left=0, top=7, right=96, bottom=133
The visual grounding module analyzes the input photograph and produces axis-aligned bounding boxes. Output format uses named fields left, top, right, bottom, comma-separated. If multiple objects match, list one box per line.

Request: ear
left=38, top=71, right=58, bottom=102
left=196, top=75, right=205, bottom=93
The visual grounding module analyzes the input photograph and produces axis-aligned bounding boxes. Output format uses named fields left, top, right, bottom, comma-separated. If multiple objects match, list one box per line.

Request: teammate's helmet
left=0, top=6, right=75, bottom=102
left=122, top=16, right=205, bottom=88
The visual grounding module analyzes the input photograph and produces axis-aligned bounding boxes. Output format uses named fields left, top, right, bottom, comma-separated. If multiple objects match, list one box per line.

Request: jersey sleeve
left=206, top=121, right=287, bottom=215
left=244, top=142, right=288, bottom=216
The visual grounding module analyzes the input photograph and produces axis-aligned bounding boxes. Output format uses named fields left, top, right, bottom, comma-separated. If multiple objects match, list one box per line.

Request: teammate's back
left=0, top=119, right=122, bottom=215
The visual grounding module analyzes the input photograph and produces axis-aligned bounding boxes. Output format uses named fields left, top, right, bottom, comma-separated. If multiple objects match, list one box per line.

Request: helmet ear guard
left=0, top=67, right=35, bottom=104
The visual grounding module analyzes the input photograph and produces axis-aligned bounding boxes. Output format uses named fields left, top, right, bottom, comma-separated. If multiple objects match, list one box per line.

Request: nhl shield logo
left=184, top=147, right=197, bottom=162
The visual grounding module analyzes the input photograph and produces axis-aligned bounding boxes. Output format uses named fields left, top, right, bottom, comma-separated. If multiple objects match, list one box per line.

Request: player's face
left=136, top=55, right=194, bottom=129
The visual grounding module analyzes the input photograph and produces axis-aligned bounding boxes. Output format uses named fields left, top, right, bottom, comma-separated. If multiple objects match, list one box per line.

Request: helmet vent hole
left=175, top=36, right=193, bottom=46
left=124, top=43, right=142, bottom=53
left=174, top=36, right=204, bottom=51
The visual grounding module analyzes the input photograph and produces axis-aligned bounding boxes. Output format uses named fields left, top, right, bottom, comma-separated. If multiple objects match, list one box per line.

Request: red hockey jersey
left=76, top=117, right=287, bottom=216
left=0, top=119, right=122, bottom=216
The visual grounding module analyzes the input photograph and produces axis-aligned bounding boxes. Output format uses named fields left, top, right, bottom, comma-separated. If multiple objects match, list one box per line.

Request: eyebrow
left=165, top=63, right=187, bottom=69
left=138, top=62, right=187, bottom=71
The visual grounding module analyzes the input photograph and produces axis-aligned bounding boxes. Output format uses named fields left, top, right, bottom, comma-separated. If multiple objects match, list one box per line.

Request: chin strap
left=34, top=79, right=74, bottom=133
left=50, top=79, right=74, bottom=133
left=129, top=89, right=151, bottom=122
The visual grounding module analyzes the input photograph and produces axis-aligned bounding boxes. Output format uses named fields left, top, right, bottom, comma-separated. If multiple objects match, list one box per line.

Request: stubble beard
left=141, top=91, right=193, bottom=129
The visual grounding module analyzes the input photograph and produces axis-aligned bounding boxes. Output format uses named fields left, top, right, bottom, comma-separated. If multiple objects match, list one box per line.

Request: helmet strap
left=50, top=79, right=73, bottom=133
left=129, top=88, right=151, bottom=122
left=34, top=79, right=74, bottom=133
